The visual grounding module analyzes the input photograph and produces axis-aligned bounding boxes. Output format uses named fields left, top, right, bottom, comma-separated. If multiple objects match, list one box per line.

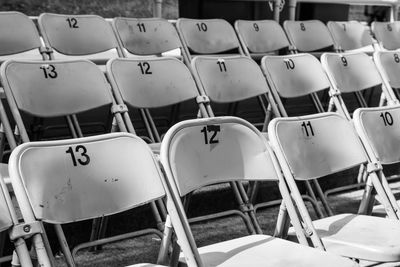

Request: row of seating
left=1, top=9, right=400, bottom=266
left=3, top=11, right=400, bottom=65
left=6, top=103, right=400, bottom=266
left=0, top=48, right=398, bottom=265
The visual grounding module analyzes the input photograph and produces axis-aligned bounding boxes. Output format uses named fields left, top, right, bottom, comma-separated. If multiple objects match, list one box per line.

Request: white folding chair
left=321, top=52, right=391, bottom=119
left=372, top=21, right=400, bottom=50
left=160, top=116, right=357, bottom=267
left=327, top=21, right=376, bottom=53
left=38, top=13, right=122, bottom=66
left=176, top=18, right=243, bottom=61
left=353, top=105, right=400, bottom=217
left=283, top=20, right=334, bottom=56
left=234, top=19, right=290, bottom=60
left=269, top=112, right=400, bottom=262
left=373, top=50, right=400, bottom=104
left=9, top=132, right=168, bottom=267
left=112, top=17, right=189, bottom=64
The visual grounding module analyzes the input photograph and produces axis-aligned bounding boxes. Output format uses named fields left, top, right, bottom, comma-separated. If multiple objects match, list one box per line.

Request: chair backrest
left=176, top=18, right=241, bottom=57
left=268, top=112, right=368, bottom=180
left=321, top=52, right=382, bottom=93
left=327, top=21, right=374, bottom=52
left=106, top=57, right=199, bottom=108
left=9, top=132, right=166, bottom=224
left=0, top=59, right=113, bottom=118
left=0, top=11, right=44, bottom=61
left=191, top=55, right=269, bottom=103
left=160, top=116, right=278, bottom=197
left=261, top=53, right=331, bottom=98
left=374, top=50, right=400, bottom=89
left=283, top=20, right=334, bottom=52
left=354, top=105, right=400, bottom=165
left=112, top=17, right=183, bottom=57
left=234, top=19, right=290, bottom=55
left=372, top=21, right=400, bottom=50
left=38, top=13, right=120, bottom=62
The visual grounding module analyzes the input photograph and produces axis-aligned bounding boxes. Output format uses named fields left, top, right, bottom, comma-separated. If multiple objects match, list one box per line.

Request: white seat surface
left=180, top=234, right=356, bottom=266
left=289, top=213, right=400, bottom=262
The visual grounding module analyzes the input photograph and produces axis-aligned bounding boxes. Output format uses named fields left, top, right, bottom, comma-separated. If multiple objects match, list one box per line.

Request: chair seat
left=180, top=234, right=356, bottom=267
left=289, top=213, right=400, bottom=262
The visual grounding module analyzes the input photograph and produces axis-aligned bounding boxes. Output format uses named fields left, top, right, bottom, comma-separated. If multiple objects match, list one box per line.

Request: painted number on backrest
left=40, top=64, right=58, bottom=79
left=342, top=24, right=346, bottom=31
left=65, top=145, right=90, bottom=167
left=196, top=23, right=208, bottom=32
left=341, top=56, right=348, bottom=67
left=253, top=23, right=259, bottom=32
left=301, top=121, right=314, bottom=137
left=394, top=54, right=400, bottom=63
left=137, top=62, right=152, bottom=75
left=387, top=24, right=393, bottom=32
left=380, top=111, right=394, bottom=126
left=284, top=59, right=295, bottom=70
left=66, top=17, right=79, bottom=28
left=200, top=125, right=220, bottom=144
left=300, top=23, right=306, bottom=31
left=217, top=61, right=227, bottom=72
left=137, top=23, right=146, bottom=32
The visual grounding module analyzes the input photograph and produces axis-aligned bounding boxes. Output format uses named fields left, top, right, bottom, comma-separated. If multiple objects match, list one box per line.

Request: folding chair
left=373, top=50, right=400, bottom=104
left=9, top=132, right=168, bottom=266
left=191, top=55, right=278, bottom=131
left=160, top=116, right=357, bottom=267
left=327, top=21, right=376, bottom=53
left=353, top=105, right=400, bottom=216
left=0, top=11, right=48, bottom=62
left=106, top=56, right=205, bottom=149
left=112, top=17, right=190, bottom=64
left=234, top=20, right=290, bottom=61
left=269, top=112, right=400, bottom=262
left=372, top=21, right=400, bottom=50
left=38, top=13, right=122, bottom=66
left=283, top=20, right=335, bottom=56
left=176, top=18, right=243, bottom=61
left=0, top=59, right=166, bottom=265
left=321, top=52, right=391, bottom=120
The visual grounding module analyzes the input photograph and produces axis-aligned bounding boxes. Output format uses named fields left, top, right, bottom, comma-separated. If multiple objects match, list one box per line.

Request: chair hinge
left=39, top=46, right=53, bottom=54
left=367, top=162, right=382, bottom=173
left=9, top=221, right=42, bottom=241
left=239, top=203, right=255, bottom=213
left=196, top=95, right=210, bottom=104
left=111, top=104, right=128, bottom=114
left=329, top=88, right=341, bottom=97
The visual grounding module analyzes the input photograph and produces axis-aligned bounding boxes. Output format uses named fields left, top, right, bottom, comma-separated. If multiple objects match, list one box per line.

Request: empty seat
left=106, top=56, right=204, bottom=145
left=112, top=17, right=189, bottom=63
left=327, top=21, right=375, bottom=53
left=176, top=18, right=242, bottom=60
left=373, top=50, right=400, bottom=104
left=38, top=13, right=122, bottom=65
left=283, top=20, right=334, bottom=56
left=321, top=52, right=390, bottom=117
left=269, top=112, right=400, bottom=262
left=372, top=21, right=400, bottom=50
left=160, top=116, right=357, bottom=267
left=9, top=132, right=168, bottom=266
left=234, top=19, right=290, bottom=60
left=353, top=105, right=400, bottom=217
left=0, top=11, right=47, bottom=62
